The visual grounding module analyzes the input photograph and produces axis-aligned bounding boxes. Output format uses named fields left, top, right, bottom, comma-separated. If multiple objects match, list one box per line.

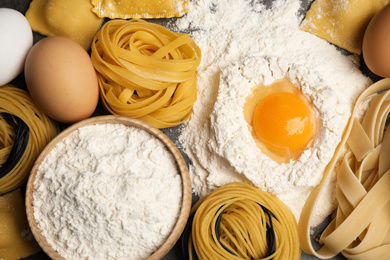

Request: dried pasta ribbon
left=299, top=78, right=390, bottom=259
left=0, top=85, right=59, bottom=195
left=91, top=19, right=201, bottom=128
left=182, top=182, right=301, bottom=260
left=91, top=0, right=189, bottom=19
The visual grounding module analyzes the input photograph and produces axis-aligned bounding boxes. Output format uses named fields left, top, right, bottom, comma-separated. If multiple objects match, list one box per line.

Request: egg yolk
left=253, top=92, right=316, bottom=154
left=244, top=78, right=317, bottom=163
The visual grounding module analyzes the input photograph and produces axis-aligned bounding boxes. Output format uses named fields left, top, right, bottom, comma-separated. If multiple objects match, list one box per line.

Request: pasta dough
left=300, top=0, right=388, bottom=54
left=0, top=189, right=41, bottom=260
left=183, top=182, right=301, bottom=260
left=91, top=0, right=189, bottom=19
left=25, top=0, right=104, bottom=50
left=0, top=85, right=59, bottom=195
left=299, top=78, right=390, bottom=259
left=91, top=19, right=201, bottom=128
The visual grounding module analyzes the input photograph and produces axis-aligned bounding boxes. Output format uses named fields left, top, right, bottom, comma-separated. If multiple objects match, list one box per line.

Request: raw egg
left=24, top=36, right=99, bottom=124
left=0, top=8, right=33, bottom=86
left=363, top=4, right=390, bottom=78
left=244, top=78, right=317, bottom=163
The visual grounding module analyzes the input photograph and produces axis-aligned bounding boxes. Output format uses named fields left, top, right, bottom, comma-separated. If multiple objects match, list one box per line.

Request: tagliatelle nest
left=91, top=19, right=201, bottom=128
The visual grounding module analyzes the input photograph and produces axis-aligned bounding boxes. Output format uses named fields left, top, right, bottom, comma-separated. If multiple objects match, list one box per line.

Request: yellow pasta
left=91, top=0, right=189, bottom=19
left=183, top=182, right=301, bottom=260
left=0, top=85, right=59, bottom=195
left=300, top=0, right=387, bottom=54
left=91, top=19, right=201, bottom=128
left=299, top=78, right=390, bottom=259
left=0, top=189, right=41, bottom=259
left=25, top=0, right=104, bottom=50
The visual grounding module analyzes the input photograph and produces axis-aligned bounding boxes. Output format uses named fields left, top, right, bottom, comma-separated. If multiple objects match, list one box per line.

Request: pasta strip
left=91, top=19, right=201, bottom=128
left=299, top=78, right=390, bottom=259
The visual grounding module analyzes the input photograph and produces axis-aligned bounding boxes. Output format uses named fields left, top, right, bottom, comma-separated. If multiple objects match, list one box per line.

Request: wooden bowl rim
left=25, top=115, right=192, bottom=260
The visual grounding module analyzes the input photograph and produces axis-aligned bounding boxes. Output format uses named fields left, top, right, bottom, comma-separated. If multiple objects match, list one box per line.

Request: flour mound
left=177, top=0, right=371, bottom=221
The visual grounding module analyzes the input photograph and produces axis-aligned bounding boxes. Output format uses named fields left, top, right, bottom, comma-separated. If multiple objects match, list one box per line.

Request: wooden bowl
left=26, top=115, right=192, bottom=260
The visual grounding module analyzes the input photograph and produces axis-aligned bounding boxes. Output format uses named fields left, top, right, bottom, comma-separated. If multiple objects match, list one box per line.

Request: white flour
left=175, top=0, right=371, bottom=223
left=33, top=124, right=182, bottom=260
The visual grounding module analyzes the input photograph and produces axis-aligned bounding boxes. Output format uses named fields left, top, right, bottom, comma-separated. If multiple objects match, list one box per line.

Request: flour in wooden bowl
left=32, top=123, right=183, bottom=260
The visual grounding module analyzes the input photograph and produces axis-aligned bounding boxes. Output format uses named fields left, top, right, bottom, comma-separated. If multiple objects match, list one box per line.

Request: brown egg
left=363, top=4, right=390, bottom=78
left=25, top=36, right=99, bottom=124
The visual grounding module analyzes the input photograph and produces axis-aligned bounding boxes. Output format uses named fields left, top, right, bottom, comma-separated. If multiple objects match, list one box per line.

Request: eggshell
left=362, top=4, right=390, bottom=78
left=0, top=8, right=33, bottom=86
left=24, top=36, right=99, bottom=124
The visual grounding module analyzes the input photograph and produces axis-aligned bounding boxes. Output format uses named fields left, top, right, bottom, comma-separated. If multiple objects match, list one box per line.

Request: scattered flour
left=33, top=124, right=182, bottom=260
left=175, top=0, right=371, bottom=223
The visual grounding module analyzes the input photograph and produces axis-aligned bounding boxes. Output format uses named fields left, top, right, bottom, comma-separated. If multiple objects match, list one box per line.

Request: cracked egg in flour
left=244, top=77, right=318, bottom=163
left=209, top=56, right=357, bottom=194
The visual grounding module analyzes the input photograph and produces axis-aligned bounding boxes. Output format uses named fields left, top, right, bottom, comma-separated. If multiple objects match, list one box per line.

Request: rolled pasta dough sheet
left=300, top=0, right=388, bottom=54
left=91, top=0, right=188, bottom=19
left=0, top=189, right=40, bottom=260
left=25, top=0, right=103, bottom=50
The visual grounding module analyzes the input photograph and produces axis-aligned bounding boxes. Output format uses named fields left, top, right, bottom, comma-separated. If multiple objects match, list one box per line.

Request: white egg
left=0, top=8, right=33, bottom=86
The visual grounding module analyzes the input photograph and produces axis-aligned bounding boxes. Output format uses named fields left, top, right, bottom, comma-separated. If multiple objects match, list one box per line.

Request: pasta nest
left=91, top=19, right=201, bottom=128
left=183, top=182, right=301, bottom=260
left=0, top=85, right=59, bottom=194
